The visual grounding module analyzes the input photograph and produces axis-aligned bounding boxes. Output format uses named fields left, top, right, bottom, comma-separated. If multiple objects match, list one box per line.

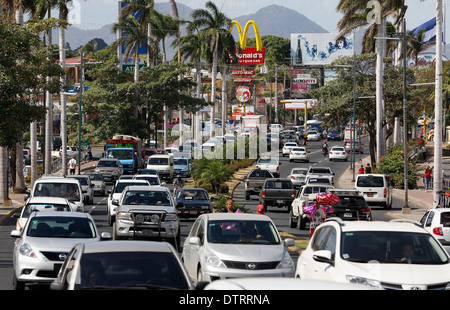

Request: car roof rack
left=389, top=219, right=423, bottom=228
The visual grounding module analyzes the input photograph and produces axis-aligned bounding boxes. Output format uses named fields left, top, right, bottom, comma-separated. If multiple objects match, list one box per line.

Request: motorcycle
left=322, top=146, right=328, bottom=157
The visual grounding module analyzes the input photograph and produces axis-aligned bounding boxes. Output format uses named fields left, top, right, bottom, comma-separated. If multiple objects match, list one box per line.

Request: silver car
left=86, top=173, right=106, bottom=196
left=50, top=241, right=195, bottom=290
left=113, top=186, right=180, bottom=249
left=287, top=168, right=308, bottom=187
left=11, top=212, right=111, bottom=290
left=181, top=213, right=295, bottom=284
left=69, top=175, right=94, bottom=205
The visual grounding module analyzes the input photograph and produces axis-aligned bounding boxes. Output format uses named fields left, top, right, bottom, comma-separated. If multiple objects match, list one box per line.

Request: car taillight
left=384, top=189, right=387, bottom=198
left=245, top=181, right=249, bottom=187
left=262, top=190, right=266, bottom=197
left=290, top=152, right=293, bottom=155
left=433, top=227, right=443, bottom=236
left=343, top=152, right=346, bottom=155
left=277, top=167, right=279, bottom=172
left=328, top=207, right=335, bottom=213
left=291, top=176, right=295, bottom=179
left=361, top=208, right=371, bottom=214
left=292, top=191, right=296, bottom=197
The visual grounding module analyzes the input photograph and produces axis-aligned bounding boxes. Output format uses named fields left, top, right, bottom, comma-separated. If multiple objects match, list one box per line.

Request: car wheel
left=197, top=267, right=204, bottom=284
left=299, top=216, right=307, bottom=230
left=112, top=222, right=122, bottom=240
left=288, top=210, right=297, bottom=228
left=13, top=273, right=25, bottom=290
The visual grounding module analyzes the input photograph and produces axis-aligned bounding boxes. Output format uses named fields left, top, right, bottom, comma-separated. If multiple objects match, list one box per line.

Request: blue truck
left=105, top=135, right=143, bottom=174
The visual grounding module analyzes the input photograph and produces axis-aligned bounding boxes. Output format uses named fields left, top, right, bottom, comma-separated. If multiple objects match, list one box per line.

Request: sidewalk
left=0, top=159, right=98, bottom=225
left=336, top=154, right=435, bottom=222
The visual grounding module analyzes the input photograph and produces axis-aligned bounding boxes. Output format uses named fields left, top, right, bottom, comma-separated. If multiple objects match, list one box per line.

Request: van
left=24, top=175, right=84, bottom=212
left=355, top=174, right=392, bottom=209
left=146, top=154, right=174, bottom=181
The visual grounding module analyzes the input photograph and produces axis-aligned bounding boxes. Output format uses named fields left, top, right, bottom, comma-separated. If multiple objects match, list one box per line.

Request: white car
left=282, top=142, right=298, bottom=157
left=306, top=166, right=335, bottom=185
left=420, top=208, right=450, bottom=253
left=182, top=213, right=295, bottom=284
left=11, top=212, right=110, bottom=290
left=287, top=168, right=308, bottom=187
left=329, top=146, right=348, bottom=161
left=106, top=179, right=151, bottom=226
left=289, top=147, right=310, bottom=162
left=355, top=174, right=392, bottom=209
left=14, top=197, right=77, bottom=232
left=307, top=130, right=321, bottom=141
left=296, top=218, right=450, bottom=290
left=255, top=157, right=280, bottom=177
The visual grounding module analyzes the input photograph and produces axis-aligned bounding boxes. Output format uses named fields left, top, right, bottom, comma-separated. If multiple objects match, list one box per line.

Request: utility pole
left=274, top=65, right=279, bottom=123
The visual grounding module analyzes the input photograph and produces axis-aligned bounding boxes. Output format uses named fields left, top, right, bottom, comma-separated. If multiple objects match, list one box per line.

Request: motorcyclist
left=173, top=176, right=185, bottom=195
left=322, top=141, right=329, bottom=156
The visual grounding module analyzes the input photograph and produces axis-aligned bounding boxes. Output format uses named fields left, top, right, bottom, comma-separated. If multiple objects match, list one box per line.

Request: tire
left=13, top=273, right=25, bottom=290
left=288, top=210, right=297, bottom=228
left=299, top=216, right=307, bottom=230
left=112, top=222, right=123, bottom=240
left=197, top=267, right=204, bottom=285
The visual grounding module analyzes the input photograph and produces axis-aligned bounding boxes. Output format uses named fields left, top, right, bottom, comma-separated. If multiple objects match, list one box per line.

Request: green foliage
left=375, top=142, right=419, bottom=189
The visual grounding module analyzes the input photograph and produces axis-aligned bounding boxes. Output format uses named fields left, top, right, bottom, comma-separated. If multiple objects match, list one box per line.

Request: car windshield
left=174, top=159, right=188, bottom=165
left=332, top=147, right=345, bottom=151
left=23, top=203, right=70, bottom=218
left=258, top=158, right=277, bottom=164
left=148, top=158, right=168, bottom=165
left=33, top=183, right=80, bottom=202
left=88, top=174, right=103, bottom=181
left=309, top=168, right=332, bottom=174
left=107, top=150, right=133, bottom=160
left=97, top=160, right=119, bottom=168
left=207, top=220, right=281, bottom=245
left=341, top=231, right=449, bottom=264
left=114, top=182, right=149, bottom=193
left=177, top=190, right=208, bottom=200
left=122, top=190, right=172, bottom=206
left=292, top=148, right=305, bottom=152
left=303, top=186, right=331, bottom=195
left=75, top=251, right=190, bottom=289
left=357, top=176, right=384, bottom=187
left=133, top=176, right=160, bottom=185
left=329, top=130, right=339, bottom=134
left=71, top=177, right=88, bottom=186
left=26, top=216, right=96, bottom=238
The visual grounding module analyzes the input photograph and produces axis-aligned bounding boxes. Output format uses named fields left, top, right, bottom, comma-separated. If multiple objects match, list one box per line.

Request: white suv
left=420, top=208, right=450, bottom=253
left=355, top=174, right=392, bottom=209
left=296, top=219, right=450, bottom=290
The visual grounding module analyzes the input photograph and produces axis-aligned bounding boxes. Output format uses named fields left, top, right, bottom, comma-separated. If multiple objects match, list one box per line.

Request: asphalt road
left=0, top=136, right=403, bottom=290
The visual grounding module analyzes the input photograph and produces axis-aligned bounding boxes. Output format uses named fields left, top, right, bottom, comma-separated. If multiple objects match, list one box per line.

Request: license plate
left=276, top=200, right=284, bottom=203
left=367, top=193, right=374, bottom=197
left=142, top=229, right=153, bottom=236
left=189, top=211, right=198, bottom=214
left=343, top=213, right=353, bottom=218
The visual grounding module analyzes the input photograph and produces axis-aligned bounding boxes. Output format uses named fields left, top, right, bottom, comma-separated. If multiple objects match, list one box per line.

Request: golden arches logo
left=230, top=20, right=262, bottom=52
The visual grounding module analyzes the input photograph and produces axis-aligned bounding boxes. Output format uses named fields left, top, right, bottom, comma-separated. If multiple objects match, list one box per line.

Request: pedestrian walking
left=424, top=166, right=432, bottom=190
left=365, top=163, right=372, bottom=174
left=68, top=157, right=77, bottom=175
left=422, top=145, right=427, bottom=160
left=358, top=165, right=365, bottom=174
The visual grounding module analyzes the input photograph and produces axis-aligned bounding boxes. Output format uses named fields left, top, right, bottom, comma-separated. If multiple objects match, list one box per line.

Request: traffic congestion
left=3, top=122, right=450, bottom=291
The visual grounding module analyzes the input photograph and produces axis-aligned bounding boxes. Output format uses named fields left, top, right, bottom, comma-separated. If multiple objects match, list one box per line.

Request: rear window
left=265, top=180, right=293, bottom=189
left=309, top=168, right=332, bottom=174
left=357, top=176, right=384, bottom=187
left=334, top=197, right=366, bottom=208
left=441, top=212, right=450, bottom=227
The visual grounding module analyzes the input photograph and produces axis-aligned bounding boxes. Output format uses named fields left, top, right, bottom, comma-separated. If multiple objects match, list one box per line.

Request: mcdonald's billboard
left=228, top=20, right=266, bottom=66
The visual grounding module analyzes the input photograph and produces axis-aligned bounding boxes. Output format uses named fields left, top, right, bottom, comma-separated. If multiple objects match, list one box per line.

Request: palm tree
left=191, top=1, right=233, bottom=139
left=406, top=28, right=436, bottom=67
left=119, top=0, right=155, bottom=67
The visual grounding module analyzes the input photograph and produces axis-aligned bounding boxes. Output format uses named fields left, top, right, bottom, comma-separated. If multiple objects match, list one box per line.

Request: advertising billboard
left=291, top=33, right=354, bottom=65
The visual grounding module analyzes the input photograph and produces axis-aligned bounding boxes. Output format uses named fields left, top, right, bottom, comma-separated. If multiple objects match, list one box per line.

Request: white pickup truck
left=288, top=184, right=334, bottom=230
left=52, top=146, right=85, bottom=159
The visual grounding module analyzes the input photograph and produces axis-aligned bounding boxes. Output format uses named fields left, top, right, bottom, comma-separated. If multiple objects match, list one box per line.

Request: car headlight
left=277, top=251, right=294, bottom=269
left=19, top=243, right=36, bottom=258
left=164, top=213, right=178, bottom=221
left=203, top=250, right=226, bottom=268
left=117, top=212, right=132, bottom=221
left=345, top=275, right=382, bottom=288
left=112, top=170, right=120, bottom=175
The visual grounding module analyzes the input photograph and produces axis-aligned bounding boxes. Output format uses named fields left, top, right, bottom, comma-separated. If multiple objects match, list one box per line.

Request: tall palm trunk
left=376, top=19, right=386, bottom=163
left=59, top=11, right=68, bottom=175
left=44, top=7, right=53, bottom=174
left=210, top=40, right=218, bottom=139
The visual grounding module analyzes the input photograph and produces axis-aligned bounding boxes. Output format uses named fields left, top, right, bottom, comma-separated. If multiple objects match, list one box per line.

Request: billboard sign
left=291, top=33, right=354, bottom=65
left=228, top=20, right=265, bottom=66
left=282, top=99, right=317, bottom=109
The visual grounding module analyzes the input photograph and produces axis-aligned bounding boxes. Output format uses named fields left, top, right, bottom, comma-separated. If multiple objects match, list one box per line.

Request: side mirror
left=188, top=236, right=201, bottom=246
left=284, top=238, right=295, bottom=247
left=101, top=232, right=112, bottom=240
left=10, top=230, right=21, bottom=238
left=313, top=250, right=334, bottom=266
left=112, top=199, right=119, bottom=206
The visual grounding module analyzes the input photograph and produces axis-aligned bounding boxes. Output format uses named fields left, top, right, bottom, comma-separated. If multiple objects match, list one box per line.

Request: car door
left=299, top=226, right=337, bottom=280
left=183, top=218, right=203, bottom=278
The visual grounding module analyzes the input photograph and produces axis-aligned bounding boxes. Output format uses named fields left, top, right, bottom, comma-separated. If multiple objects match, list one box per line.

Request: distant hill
left=61, top=3, right=328, bottom=53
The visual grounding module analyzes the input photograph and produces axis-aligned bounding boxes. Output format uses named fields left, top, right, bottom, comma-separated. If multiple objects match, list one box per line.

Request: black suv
left=326, top=189, right=372, bottom=221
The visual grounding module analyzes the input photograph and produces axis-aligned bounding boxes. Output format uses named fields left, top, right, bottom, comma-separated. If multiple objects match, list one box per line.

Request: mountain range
left=58, top=3, right=328, bottom=52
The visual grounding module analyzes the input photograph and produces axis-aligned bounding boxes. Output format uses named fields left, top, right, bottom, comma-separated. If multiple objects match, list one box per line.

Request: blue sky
left=73, top=0, right=445, bottom=37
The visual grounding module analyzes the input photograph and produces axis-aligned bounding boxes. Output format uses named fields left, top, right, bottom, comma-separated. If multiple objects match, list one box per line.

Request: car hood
left=25, top=236, right=99, bottom=252
left=177, top=200, right=210, bottom=206
left=343, top=261, right=450, bottom=287
left=119, top=205, right=176, bottom=213
left=207, top=243, right=285, bottom=262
